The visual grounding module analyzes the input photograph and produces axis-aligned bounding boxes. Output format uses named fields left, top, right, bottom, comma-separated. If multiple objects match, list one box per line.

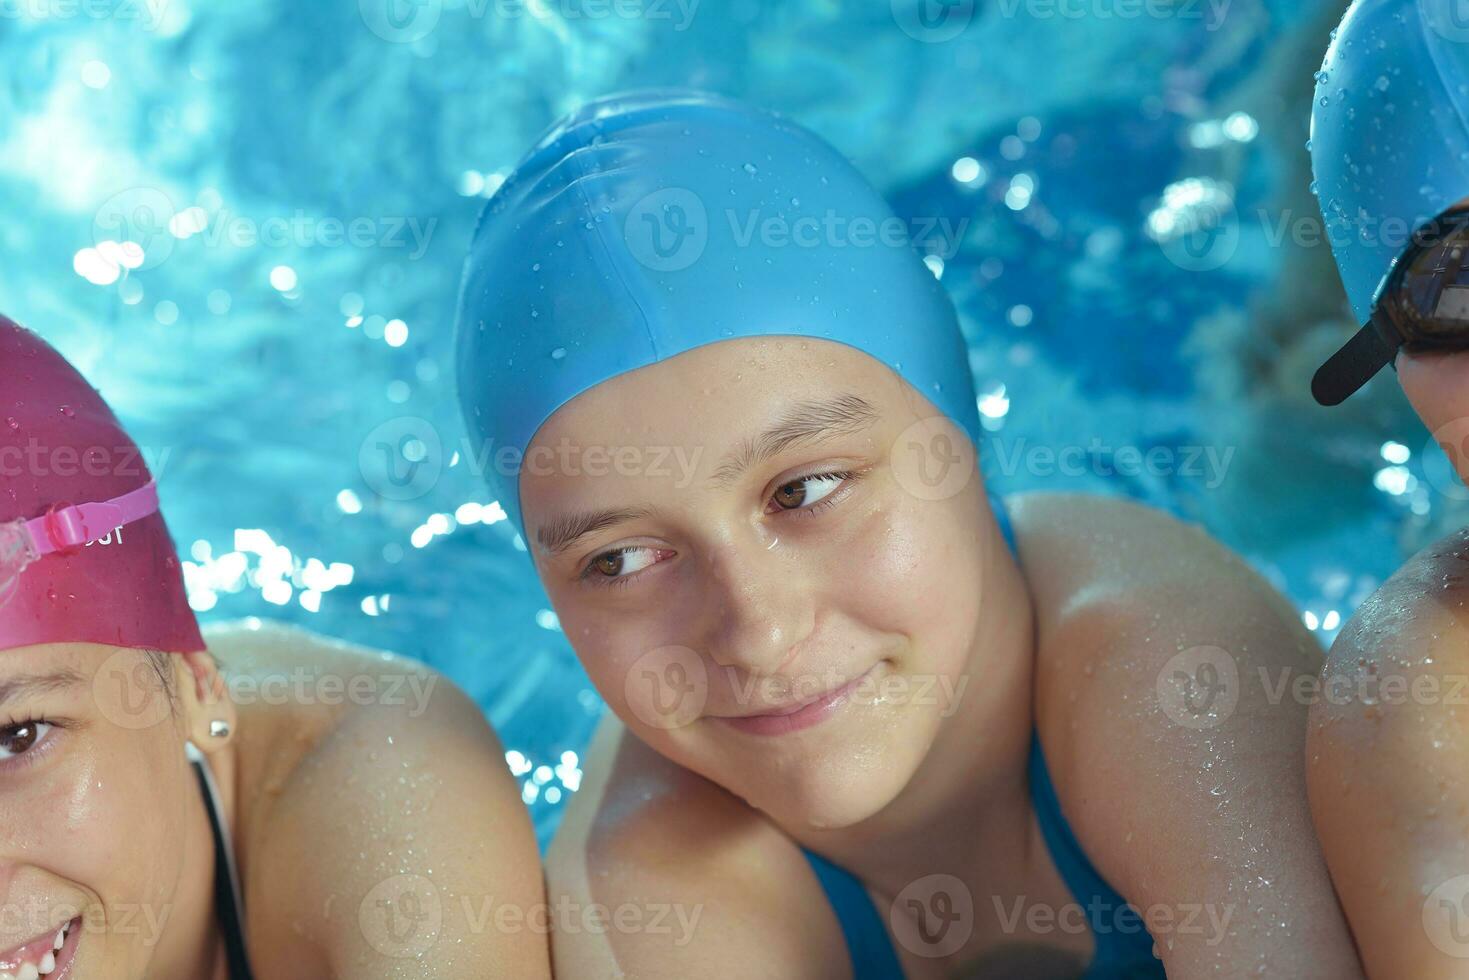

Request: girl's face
left=524, top=337, right=998, bottom=830
left=0, top=643, right=210, bottom=979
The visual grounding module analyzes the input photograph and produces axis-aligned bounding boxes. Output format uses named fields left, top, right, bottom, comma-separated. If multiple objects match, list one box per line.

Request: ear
left=1398, top=349, right=1469, bottom=487
left=175, top=648, right=238, bottom=753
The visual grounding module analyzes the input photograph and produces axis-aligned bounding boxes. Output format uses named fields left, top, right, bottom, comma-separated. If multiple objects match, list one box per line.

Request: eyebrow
left=709, top=392, right=879, bottom=489
left=536, top=505, right=657, bottom=560
left=0, top=668, right=85, bottom=711
left=533, top=392, right=880, bottom=559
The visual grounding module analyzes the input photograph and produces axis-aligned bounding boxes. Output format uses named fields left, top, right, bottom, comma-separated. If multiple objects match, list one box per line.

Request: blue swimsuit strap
left=797, top=493, right=1163, bottom=979
left=1028, top=734, right=1162, bottom=978
left=803, top=847, right=907, bottom=979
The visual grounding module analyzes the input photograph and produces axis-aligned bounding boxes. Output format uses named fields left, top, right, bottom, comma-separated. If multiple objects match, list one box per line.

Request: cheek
left=551, top=598, right=662, bottom=709
left=0, top=732, right=188, bottom=910
left=844, top=498, right=983, bottom=663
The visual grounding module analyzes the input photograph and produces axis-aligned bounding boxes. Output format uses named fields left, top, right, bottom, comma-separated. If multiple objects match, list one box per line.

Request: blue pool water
left=2, top=0, right=1464, bottom=848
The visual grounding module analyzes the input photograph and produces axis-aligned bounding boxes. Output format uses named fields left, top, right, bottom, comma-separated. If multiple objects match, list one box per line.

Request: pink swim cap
left=0, top=315, right=203, bottom=655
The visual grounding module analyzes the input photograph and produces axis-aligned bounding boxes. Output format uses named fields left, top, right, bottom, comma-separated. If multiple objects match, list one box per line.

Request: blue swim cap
left=1310, top=0, right=1469, bottom=324
left=455, top=89, right=979, bottom=541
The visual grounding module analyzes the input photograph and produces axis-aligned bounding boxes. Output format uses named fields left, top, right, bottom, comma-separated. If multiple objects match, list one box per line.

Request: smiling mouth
left=0, top=916, right=81, bottom=980
left=714, top=665, right=877, bottom=736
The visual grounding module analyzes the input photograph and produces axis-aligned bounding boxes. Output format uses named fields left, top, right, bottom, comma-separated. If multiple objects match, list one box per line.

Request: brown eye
left=581, top=546, right=661, bottom=586
left=0, top=721, right=50, bottom=760
left=773, top=481, right=808, bottom=509
left=771, top=472, right=849, bottom=512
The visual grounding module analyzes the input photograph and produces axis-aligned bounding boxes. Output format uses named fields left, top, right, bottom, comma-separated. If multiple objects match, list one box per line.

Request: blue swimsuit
left=799, top=498, right=1165, bottom=979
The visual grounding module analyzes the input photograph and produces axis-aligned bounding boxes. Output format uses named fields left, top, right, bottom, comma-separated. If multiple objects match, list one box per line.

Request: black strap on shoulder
left=188, top=744, right=257, bottom=980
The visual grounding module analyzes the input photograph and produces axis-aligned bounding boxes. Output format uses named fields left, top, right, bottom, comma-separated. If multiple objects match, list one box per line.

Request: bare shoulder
left=547, top=711, right=851, bottom=979
left=1307, top=528, right=1469, bottom=977
left=1007, top=490, right=1322, bottom=741
left=1006, top=491, right=1295, bottom=614
left=1311, top=526, right=1469, bottom=737
left=209, top=620, right=550, bottom=979
left=1007, top=493, right=1359, bottom=977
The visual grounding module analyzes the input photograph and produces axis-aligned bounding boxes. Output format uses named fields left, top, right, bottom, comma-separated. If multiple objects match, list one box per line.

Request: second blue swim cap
left=1311, top=0, right=1469, bottom=324
left=455, top=89, right=979, bottom=540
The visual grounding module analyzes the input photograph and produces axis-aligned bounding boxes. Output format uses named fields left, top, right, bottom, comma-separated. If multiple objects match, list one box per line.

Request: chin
left=712, top=704, right=932, bottom=831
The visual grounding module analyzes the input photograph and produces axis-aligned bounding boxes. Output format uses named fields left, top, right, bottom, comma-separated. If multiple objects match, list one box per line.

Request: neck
left=146, top=739, right=239, bottom=980
left=791, top=518, right=1040, bottom=899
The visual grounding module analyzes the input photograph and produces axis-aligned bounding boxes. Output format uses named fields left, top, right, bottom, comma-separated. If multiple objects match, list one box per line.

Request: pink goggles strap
left=24, top=481, right=161, bottom=557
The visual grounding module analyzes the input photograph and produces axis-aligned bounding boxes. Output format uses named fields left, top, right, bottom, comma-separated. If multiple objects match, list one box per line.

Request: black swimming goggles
left=1313, top=205, right=1469, bottom=406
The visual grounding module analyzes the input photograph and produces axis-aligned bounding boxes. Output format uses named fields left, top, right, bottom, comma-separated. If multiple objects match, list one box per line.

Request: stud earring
left=209, top=719, right=231, bottom=739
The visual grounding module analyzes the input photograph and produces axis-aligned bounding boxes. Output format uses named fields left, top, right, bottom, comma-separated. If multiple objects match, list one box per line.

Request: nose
left=698, top=530, right=816, bottom=677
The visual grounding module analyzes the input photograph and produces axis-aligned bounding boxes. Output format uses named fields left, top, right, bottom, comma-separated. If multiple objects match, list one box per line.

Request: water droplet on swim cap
left=454, top=89, right=980, bottom=540
left=550, top=347, right=566, bottom=360
left=0, top=315, right=202, bottom=655
left=1310, top=0, right=1469, bottom=324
